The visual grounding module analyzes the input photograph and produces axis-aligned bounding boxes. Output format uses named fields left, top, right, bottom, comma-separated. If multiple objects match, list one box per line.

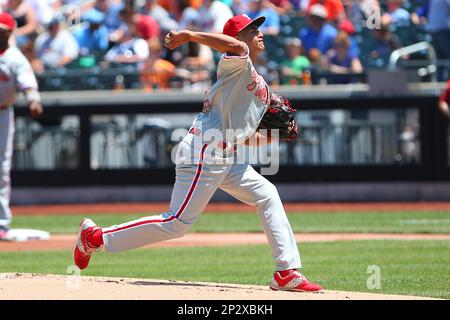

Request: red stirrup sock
left=279, top=269, right=296, bottom=277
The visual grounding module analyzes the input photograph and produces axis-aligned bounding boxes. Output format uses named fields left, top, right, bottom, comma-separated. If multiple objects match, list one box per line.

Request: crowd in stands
left=1, top=0, right=449, bottom=91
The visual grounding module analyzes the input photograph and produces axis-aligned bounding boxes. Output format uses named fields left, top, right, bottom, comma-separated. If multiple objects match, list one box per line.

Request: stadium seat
left=137, top=118, right=174, bottom=168
left=91, top=117, right=132, bottom=169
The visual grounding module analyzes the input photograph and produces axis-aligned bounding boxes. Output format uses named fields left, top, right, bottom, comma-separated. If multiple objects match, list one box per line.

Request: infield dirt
left=0, top=273, right=440, bottom=300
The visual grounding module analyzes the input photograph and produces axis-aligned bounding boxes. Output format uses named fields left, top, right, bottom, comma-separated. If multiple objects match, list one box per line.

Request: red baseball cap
left=339, top=20, right=355, bottom=35
left=223, top=14, right=265, bottom=37
left=0, top=13, right=15, bottom=31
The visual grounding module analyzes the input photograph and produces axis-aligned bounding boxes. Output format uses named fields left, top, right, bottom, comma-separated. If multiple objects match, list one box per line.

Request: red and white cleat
left=73, top=218, right=102, bottom=270
left=270, top=269, right=324, bottom=292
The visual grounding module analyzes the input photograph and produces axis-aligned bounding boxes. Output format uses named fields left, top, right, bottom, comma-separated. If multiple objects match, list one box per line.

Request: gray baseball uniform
left=0, top=46, right=39, bottom=229
left=102, top=46, right=301, bottom=271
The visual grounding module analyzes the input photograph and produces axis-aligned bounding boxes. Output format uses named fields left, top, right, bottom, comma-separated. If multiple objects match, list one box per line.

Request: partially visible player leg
left=74, top=142, right=231, bottom=269
left=0, top=107, right=14, bottom=237
left=219, top=164, right=323, bottom=292
left=102, top=162, right=227, bottom=252
left=220, top=164, right=300, bottom=270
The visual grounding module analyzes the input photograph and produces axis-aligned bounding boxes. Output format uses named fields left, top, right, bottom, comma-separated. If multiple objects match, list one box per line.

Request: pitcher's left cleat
left=73, top=218, right=103, bottom=270
left=270, top=269, right=324, bottom=292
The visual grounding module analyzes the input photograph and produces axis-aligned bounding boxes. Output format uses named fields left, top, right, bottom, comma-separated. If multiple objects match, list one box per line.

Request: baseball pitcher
left=0, top=13, right=43, bottom=239
left=73, top=14, right=323, bottom=292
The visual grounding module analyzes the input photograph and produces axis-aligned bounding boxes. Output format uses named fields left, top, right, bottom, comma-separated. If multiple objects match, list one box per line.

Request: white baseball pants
left=0, top=107, right=14, bottom=228
left=102, top=134, right=301, bottom=271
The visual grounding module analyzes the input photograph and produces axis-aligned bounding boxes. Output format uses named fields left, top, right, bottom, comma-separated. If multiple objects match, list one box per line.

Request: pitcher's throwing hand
left=164, top=30, right=191, bottom=50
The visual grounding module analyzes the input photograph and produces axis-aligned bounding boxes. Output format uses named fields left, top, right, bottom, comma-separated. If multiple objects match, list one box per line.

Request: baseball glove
left=258, top=92, right=298, bottom=141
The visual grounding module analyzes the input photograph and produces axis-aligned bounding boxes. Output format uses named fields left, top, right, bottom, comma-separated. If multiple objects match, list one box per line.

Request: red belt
left=0, top=105, right=9, bottom=110
left=188, top=127, right=237, bottom=152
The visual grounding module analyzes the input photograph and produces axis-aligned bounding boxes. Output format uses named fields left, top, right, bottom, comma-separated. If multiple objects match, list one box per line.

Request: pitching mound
left=0, top=273, right=438, bottom=300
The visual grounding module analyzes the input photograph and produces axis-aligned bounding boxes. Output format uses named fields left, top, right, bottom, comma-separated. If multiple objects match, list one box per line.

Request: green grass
left=10, top=211, right=450, bottom=234
left=0, top=240, right=449, bottom=299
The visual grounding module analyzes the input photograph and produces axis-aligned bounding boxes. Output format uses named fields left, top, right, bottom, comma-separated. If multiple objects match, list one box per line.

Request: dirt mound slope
left=0, top=273, right=439, bottom=300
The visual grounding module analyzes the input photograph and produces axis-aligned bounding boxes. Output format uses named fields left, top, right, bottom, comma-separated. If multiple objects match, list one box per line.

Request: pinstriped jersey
left=192, top=44, right=270, bottom=145
left=0, top=47, right=39, bottom=107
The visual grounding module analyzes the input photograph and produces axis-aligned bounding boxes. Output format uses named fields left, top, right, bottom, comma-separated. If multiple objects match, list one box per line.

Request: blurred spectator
left=307, top=0, right=346, bottom=23
left=25, top=0, right=55, bottom=26
left=73, top=9, right=109, bottom=55
left=95, top=0, right=123, bottom=33
left=297, top=0, right=309, bottom=11
left=4, top=0, right=38, bottom=48
left=198, top=0, right=233, bottom=33
left=266, top=0, right=294, bottom=15
left=381, top=0, right=411, bottom=27
left=103, top=23, right=149, bottom=66
left=178, top=42, right=214, bottom=71
left=142, top=0, right=178, bottom=33
left=231, top=0, right=250, bottom=14
left=34, top=17, right=79, bottom=69
left=246, top=0, right=280, bottom=36
left=324, top=31, right=363, bottom=78
left=0, top=0, right=441, bottom=90
left=253, top=52, right=280, bottom=85
left=299, top=4, right=338, bottom=60
left=176, top=41, right=214, bottom=90
left=156, top=0, right=202, bottom=18
left=156, top=0, right=177, bottom=15
left=366, top=21, right=400, bottom=68
left=345, top=0, right=380, bottom=27
left=438, top=79, right=450, bottom=119
left=280, top=37, right=310, bottom=85
left=21, top=39, right=45, bottom=73
left=177, top=0, right=200, bottom=30
left=220, top=0, right=233, bottom=7
left=140, top=39, right=176, bottom=90
left=54, top=0, right=98, bottom=28
left=411, top=0, right=428, bottom=24
left=189, top=0, right=203, bottom=10
left=338, top=19, right=360, bottom=57
left=427, top=0, right=450, bottom=81
left=119, top=5, right=160, bottom=42
left=54, top=0, right=96, bottom=12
